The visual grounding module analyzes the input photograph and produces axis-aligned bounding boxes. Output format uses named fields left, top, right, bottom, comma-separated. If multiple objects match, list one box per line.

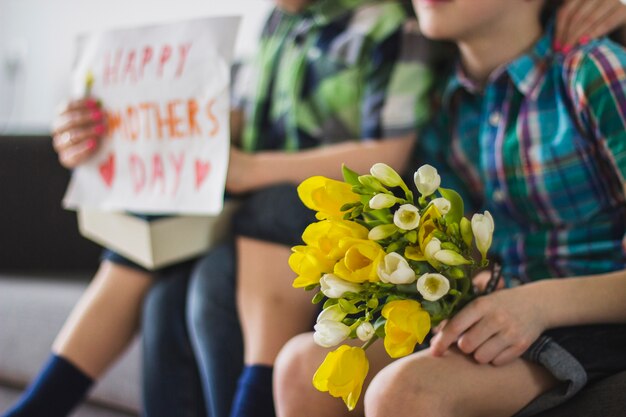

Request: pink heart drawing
left=99, top=153, right=115, bottom=188
left=195, top=160, right=211, bottom=190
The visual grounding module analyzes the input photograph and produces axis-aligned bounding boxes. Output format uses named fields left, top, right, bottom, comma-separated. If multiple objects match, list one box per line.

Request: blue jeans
left=142, top=242, right=243, bottom=417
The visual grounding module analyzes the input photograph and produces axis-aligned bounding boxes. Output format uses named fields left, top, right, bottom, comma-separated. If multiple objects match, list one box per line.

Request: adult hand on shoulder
left=52, top=98, right=106, bottom=168
left=555, top=0, right=626, bottom=51
left=430, top=285, right=548, bottom=366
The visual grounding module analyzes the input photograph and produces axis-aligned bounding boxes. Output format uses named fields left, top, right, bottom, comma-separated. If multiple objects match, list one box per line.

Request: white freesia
left=370, top=163, right=403, bottom=187
left=424, top=237, right=442, bottom=260
left=471, top=211, right=495, bottom=260
left=393, top=204, right=421, bottom=230
left=431, top=198, right=451, bottom=215
left=313, top=320, right=351, bottom=348
left=356, top=322, right=375, bottom=342
left=368, top=224, right=398, bottom=241
left=320, top=274, right=363, bottom=298
left=416, top=273, right=450, bottom=301
left=316, top=304, right=347, bottom=323
left=369, top=193, right=397, bottom=209
left=414, top=164, right=441, bottom=197
left=377, top=252, right=416, bottom=284
left=434, top=249, right=471, bottom=266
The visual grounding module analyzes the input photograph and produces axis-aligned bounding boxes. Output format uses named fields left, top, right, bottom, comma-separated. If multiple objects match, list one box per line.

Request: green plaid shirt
left=420, top=29, right=626, bottom=283
left=235, top=0, right=433, bottom=152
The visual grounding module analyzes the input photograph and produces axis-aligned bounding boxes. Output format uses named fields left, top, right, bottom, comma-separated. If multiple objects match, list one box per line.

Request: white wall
left=0, top=0, right=272, bottom=134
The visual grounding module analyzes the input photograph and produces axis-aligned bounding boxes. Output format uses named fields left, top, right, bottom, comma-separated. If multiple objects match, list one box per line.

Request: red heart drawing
left=195, top=160, right=211, bottom=189
left=99, top=153, right=115, bottom=188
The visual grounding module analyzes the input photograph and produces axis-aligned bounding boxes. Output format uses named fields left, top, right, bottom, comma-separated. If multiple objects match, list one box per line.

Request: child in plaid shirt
left=274, top=1, right=626, bottom=416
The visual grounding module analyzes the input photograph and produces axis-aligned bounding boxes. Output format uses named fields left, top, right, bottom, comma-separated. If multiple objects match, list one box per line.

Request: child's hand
left=556, top=0, right=626, bottom=51
left=52, top=98, right=106, bottom=168
left=430, top=285, right=548, bottom=366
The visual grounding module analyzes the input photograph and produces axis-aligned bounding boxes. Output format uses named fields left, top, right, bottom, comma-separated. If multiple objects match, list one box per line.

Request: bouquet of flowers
left=289, top=163, right=494, bottom=410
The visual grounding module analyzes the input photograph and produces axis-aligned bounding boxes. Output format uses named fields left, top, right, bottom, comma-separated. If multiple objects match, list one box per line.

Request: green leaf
left=312, top=292, right=325, bottom=304
left=439, top=188, right=464, bottom=225
left=374, top=316, right=387, bottom=338
left=421, top=300, right=442, bottom=317
left=322, top=298, right=338, bottom=310
left=304, top=284, right=319, bottom=291
left=339, top=298, right=359, bottom=314
left=342, top=164, right=360, bottom=187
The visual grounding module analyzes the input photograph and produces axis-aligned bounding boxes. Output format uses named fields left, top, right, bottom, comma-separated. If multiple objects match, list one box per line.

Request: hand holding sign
left=63, top=16, right=240, bottom=215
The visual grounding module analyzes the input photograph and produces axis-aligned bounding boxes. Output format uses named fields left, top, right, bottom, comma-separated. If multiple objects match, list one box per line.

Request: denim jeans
left=141, top=183, right=315, bottom=417
left=142, top=242, right=243, bottom=417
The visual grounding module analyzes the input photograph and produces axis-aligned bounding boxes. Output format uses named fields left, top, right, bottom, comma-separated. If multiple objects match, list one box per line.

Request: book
left=77, top=201, right=238, bottom=270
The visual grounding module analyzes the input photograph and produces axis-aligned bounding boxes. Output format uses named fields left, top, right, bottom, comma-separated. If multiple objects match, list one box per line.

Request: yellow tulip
left=313, top=345, right=369, bottom=411
left=382, top=300, right=431, bottom=358
left=289, top=245, right=337, bottom=288
left=298, top=176, right=360, bottom=220
left=333, top=238, right=385, bottom=283
left=301, top=220, right=368, bottom=261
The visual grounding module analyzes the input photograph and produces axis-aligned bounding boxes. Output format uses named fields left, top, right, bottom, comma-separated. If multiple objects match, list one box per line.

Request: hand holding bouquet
left=290, top=163, right=494, bottom=410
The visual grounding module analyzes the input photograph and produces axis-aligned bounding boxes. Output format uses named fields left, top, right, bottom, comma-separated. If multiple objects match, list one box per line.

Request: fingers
left=57, top=136, right=99, bottom=168
left=556, top=0, right=626, bottom=50
left=556, top=0, right=587, bottom=48
left=564, top=2, right=620, bottom=47
left=430, top=301, right=483, bottom=356
left=51, top=97, right=106, bottom=168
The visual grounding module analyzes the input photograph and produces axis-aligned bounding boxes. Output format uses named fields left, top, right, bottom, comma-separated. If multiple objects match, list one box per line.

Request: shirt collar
left=442, top=23, right=555, bottom=106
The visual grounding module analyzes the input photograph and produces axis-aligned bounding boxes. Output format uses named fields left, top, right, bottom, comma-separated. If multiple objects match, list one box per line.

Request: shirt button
left=493, top=188, right=505, bottom=203
left=489, top=111, right=501, bottom=127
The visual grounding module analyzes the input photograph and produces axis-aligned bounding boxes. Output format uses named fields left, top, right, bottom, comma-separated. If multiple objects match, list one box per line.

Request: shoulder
left=346, top=1, right=408, bottom=40
left=561, top=39, right=626, bottom=97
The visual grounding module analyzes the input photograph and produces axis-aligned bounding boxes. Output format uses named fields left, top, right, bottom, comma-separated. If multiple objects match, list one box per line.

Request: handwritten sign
left=64, top=16, right=240, bottom=214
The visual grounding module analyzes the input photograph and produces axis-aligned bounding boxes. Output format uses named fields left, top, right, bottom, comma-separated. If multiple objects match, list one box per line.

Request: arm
left=430, top=269, right=626, bottom=366
left=226, top=134, right=416, bottom=194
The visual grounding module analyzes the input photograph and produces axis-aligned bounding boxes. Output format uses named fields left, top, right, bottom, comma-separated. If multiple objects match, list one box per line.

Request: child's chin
left=419, top=25, right=452, bottom=41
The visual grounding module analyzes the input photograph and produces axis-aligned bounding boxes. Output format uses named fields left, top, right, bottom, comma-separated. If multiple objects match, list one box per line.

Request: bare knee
left=365, top=356, right=452, bottom=417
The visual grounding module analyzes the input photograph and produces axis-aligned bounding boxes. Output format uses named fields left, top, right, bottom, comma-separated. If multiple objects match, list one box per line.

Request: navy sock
left=230, top=364, right=275, bottom=417
left=3, top=354, right=93, bottom=417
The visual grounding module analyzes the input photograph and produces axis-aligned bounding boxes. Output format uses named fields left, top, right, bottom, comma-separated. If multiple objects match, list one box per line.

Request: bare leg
left=365, top=347, right=557, bottom=417
left=52, top=260, right=152, bottom=378
left=236, top=237, right=318, bottom=366
left=274, top=333, right=395, bottom=417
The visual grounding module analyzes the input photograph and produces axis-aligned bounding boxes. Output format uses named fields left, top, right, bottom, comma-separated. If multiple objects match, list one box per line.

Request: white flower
left=424, top=237, right=442, bottom=261
left=431, top=198, right=451, bottom=215
left=356, top=322, right=375, bottom=342
left=416, top=273, right=450, bottom=301
left=433, top=249, right=471, bottom=266
left=414, top=164, right=441, bottom=197
left=369, top=193, right=397, bottom=209
left=377, top=252, right=416, bottom=284
left=313, top=320, right=351, bottom=347
left=368, top=224, right=398, bottom=241
left=370, top=163, right=403, bottom=187
left=320, top=274, right=363, bottom=299
left=393, top=204, right=421, bottom=230
left=471, top=211, right=494, bottom=260
left=317, top=304, right=347, bottom=323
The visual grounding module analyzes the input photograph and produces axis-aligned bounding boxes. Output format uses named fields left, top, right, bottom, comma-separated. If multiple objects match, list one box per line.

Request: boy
left=274, top=1, right=626, bottom=416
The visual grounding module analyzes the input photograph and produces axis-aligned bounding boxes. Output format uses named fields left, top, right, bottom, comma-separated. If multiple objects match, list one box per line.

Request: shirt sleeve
left=565, top=41, right=626, bottom=184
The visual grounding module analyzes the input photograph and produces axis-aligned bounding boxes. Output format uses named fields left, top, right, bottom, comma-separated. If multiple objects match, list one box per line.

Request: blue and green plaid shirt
left=234, top=0, right=434, bottom=152
left=419, top=29, right=626, bottom=283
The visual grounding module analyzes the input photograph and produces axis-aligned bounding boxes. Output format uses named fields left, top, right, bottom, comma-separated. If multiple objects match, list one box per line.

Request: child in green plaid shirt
left=274, top=1, right=626, bottom=417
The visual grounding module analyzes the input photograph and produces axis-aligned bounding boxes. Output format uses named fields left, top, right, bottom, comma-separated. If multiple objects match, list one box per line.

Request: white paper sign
left=63, top=16, right=241, bottom=215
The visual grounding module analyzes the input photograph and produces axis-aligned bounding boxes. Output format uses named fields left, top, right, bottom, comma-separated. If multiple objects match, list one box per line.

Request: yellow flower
left=289, top=245, right=336, bottom=288
left=313, top=345, right=369, bottom=411
left=302, top=220, right=368, bottom=261
left=333, top=238, right=385, bottom=283
left=298, top=176, right=360, bottom=220
left=417, top=204, right=443, bottom=268
left=382, top=300, right=431, bottom=358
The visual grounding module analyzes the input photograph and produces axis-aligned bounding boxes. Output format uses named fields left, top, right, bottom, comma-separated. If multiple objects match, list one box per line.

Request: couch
left=0, top=135, right=140, bottom=416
